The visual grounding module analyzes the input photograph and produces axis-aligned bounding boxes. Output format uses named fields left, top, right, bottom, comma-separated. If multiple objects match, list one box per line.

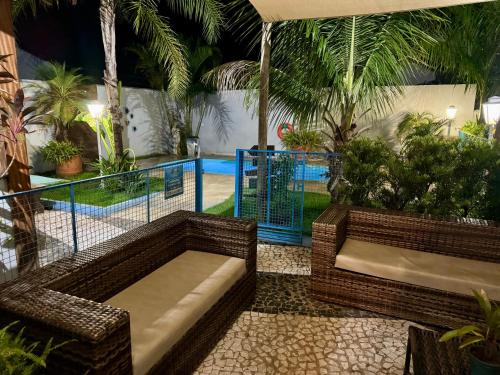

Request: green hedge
left=338, top=135, right=500, bottom=221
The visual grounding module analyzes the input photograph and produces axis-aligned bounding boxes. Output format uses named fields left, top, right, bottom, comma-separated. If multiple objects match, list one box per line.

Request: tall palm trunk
left=0, top=0, right=38, bottom=275
left=257, top=22, right=272, bottom=221
left=99, top=0, right=124, bottom=158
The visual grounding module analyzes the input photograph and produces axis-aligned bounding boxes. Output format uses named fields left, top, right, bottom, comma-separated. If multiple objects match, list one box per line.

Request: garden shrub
left=281, top=129, right=323, bottom=151
left=461, top=120, right=489, bottom=138
left=339, top=138, right=391, bottom=207
left=338, top=129, right=500, bottom=221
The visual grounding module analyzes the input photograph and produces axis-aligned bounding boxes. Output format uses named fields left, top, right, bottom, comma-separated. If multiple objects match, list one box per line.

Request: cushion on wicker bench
left=336, top=239, right=500, bottom=300
left=105, top=250, right=246, bottom=375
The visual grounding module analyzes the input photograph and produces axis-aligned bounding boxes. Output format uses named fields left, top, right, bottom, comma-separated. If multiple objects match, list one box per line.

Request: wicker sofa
left=0, top=211, right=257, bottom=374
left=311, top=204, right=500, bottom=328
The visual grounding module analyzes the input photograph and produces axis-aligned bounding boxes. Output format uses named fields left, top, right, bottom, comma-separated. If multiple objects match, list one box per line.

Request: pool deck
left=203, top=173, right=235, bottom=209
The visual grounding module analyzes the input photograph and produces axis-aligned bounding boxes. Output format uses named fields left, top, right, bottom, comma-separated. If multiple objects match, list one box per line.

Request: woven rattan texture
left=0, top=211, right=257, bottom=374
left=311, top=205, right=500, bottom=329
left=407, top=326, right=469, bottom=375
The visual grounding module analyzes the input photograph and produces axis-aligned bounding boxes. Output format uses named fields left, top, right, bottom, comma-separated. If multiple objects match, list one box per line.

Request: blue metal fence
left=0, top=158, right=201, bottom=283
left=234, top=149, right=341, bottom=245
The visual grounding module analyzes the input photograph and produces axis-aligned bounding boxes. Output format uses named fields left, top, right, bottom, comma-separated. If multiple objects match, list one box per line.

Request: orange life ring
left=277, top=122, right=294, bottom=139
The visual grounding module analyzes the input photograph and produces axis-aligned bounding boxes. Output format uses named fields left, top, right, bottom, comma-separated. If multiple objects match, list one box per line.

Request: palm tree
left=30, top=62, right=88, bottom=140
left=426, top=2, right=500, bottom=107
left=130, top=37, right=231, bottom=156
left=210, top=11, right=444, bottom=151
left=13, top=0, right=225, bottom=157
left=99, top=0, right=224, bottom=158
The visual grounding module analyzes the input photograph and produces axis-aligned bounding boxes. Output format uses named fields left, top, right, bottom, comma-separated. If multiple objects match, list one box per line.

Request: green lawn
left=204, top=191, right=331, bottom=235
left=41, top=172, right=165, bottom=207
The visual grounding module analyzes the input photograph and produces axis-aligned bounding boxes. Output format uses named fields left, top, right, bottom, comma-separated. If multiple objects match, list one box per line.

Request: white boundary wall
left=25, top=83, right=477, bottom=172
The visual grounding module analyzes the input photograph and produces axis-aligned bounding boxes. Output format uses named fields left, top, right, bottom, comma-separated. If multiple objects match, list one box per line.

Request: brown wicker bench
left=311, top=204, right=500, bottom=328
left=0, top=211, right=257, bottom=374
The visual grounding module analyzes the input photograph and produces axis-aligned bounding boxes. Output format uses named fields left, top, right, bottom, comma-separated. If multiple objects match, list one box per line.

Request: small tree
left=30, top=62, right=88, bottom=140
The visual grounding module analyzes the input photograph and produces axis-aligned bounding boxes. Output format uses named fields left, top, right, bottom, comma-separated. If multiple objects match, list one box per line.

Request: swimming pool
left=200, top=158, right=329, bottom=182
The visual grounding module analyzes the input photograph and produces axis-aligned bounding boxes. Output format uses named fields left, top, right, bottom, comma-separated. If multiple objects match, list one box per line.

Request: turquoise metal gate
left=234, top=149, right=340, bottom=245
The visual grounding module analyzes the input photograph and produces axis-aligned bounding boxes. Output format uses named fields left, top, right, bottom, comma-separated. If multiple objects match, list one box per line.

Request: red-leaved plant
left=0, top=89, right=44, bottom=178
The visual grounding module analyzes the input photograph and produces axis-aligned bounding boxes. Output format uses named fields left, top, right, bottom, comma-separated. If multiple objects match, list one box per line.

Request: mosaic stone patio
left=257, top=244, right=311, bottom=275
left=195, top=244, right=413, bottom=374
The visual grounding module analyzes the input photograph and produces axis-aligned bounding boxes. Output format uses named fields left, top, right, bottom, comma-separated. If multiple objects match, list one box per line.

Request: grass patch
left=204, top=191, right=331, bottom=235
left=41, top=172, right=165, bottom=207
left=205, top=194, right=235, bottom=217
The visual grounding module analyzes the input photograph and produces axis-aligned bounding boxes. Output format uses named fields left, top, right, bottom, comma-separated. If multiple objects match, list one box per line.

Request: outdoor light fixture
left=87, top=101, right=105, bottom=119
left=446, top=105, right=457, bottom=120
left=446, top=105, right=457, bottom=137
left=483, top=96, right=500, bottom=140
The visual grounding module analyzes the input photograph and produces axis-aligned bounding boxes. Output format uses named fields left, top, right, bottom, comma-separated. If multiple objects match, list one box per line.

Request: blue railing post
left=69, top=184, right=78, bottom=253
left=195, top=158, right=203, bottom=212
left=299, top=153, right=307, bottom=242
left=146, top=169, right=151, bottom=223
left=266, top=151, right=272, bottom=225
left=291, top=154, right=297, bottom=228
left=234, top=149, right=243, bottom=217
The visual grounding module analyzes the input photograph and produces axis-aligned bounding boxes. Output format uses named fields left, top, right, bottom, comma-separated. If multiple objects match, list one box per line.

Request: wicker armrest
left=312, top=206, right=348, bottom=265
left=0, top=284, right=132, bottom=372
left=0, top=285, right=129, bottom=343
left=185, top=212, right=257, bottom=271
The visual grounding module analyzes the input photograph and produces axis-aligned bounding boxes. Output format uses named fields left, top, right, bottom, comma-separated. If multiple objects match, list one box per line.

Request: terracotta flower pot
left=56, top=155, right=83, bottom=178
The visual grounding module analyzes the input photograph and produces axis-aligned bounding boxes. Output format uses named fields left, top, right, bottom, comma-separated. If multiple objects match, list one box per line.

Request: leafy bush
left=0, top=321, right=68, bottom=374
left=337, top=127, right=500, bottom=221
left=91, top=150, right=144, bottom=194
left=397, top=112, right=444, bottom=142
left=461, top=120, right=489, bottom=138
left=40, top=140, right=81, bottom=165
left=339, top=138, right=391, bottom=207
left=281, top=129, right=323, bottom=151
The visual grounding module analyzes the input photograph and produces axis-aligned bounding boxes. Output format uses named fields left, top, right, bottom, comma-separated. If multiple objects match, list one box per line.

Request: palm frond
left=12, top=0, right=59, bottom=18
left=28, top=62, right=88, bottom=129
left=124, top=0, right=189, bottom=97
left=425, top=2, right=500, bottom=102
left=127, top=45, right=169, bottom=90
left=223, top=0, right=262, bottom=55
left=164, top=0, right=224, bottom=43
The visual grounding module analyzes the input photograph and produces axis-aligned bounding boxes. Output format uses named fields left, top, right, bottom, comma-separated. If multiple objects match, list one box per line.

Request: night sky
left=14, top=0, right=254, bottom=88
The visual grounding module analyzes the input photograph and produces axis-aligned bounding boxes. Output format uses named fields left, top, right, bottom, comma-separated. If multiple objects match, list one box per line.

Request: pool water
left=201, top=158, right=328, bottom=182
left=30, top=175, right=65, bottom=186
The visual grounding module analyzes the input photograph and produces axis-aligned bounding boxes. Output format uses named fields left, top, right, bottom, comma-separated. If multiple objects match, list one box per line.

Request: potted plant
left=41, top=140, right=82, bottom=178
left=281, top=128, right=323, bottom=152
left=440, top=289, right=500, bottom=375
left=0, top=321, right=71, bottom=374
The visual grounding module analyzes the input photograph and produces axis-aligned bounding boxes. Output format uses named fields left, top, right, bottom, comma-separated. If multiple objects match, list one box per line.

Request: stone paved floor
left=257, top=244, right=311, bottom=275
left=195, top=244, right=412, bottom=375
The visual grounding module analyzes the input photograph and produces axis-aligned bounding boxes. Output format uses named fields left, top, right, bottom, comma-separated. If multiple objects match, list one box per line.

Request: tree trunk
left=257, top=22, right=272, bottom=222
left=0, top=0, right=39, bottom=275
left=99, top=0, right=124, bottom=158
left=258, top=22, right=272, bottom=152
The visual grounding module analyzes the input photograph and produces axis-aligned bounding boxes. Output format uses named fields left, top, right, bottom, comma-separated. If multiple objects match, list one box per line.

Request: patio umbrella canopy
left=249, top=0, right=493, bottom=21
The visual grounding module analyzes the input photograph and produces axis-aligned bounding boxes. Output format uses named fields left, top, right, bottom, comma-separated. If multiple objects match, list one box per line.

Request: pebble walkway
left=195, top=243, right=413, bottom=375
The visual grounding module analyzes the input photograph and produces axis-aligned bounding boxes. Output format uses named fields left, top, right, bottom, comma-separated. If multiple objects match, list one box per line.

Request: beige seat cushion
left=105, top=250, right=246, bottom=375
left=336, top=239, right=500, bottom=301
